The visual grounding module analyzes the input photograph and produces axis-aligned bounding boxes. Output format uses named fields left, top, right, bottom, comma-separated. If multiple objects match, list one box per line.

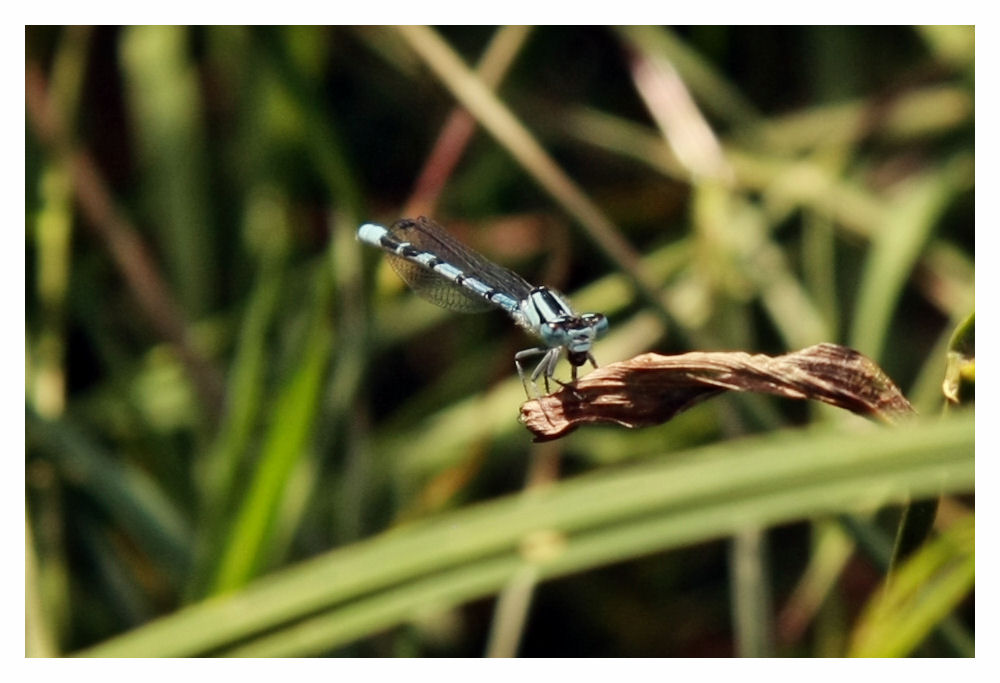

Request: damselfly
left=357, top=217, right=608, bottom=395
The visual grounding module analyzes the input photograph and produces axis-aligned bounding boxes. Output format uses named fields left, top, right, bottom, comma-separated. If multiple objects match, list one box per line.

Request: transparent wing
left=384, top=251, right=494, bottom=313
left=385, top=217, right=535, bottom=314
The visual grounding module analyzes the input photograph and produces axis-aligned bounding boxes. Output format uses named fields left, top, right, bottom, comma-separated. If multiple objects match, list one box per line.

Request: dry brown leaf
left=520, top=343, right=914, bottom=441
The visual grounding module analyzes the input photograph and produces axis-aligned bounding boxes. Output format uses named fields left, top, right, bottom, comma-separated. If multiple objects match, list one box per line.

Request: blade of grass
left=615, top=26, right=761, bottom=126
left=226, top=423, right=973, bottom=657
left=201, top=190, right=290, bottom=512
left=31, top=165, right=73, bottom=417
left=776, top=518, right=854, bottom=646
left=802, top=212, right=841, bottom=340
left=120, top=26, right=215, bottom=318
left=730, top=527, right=774, bottom=657
left=405, top=25, right=534, bottom=217
left=27, top=409, right=192, bottom=583
left=850, top=157, right=973, bottom=361
left=482, top=443, right=563, bottom=658
left=745, top=84, right=972, bottom=153
left=28, top=26, right=90, bottom=419
left=26, top=513, right=58, bottom=657
left=484, top=564, right=540, bottom=658
left=77, top=413, right=973, bottom=657
left=207, top=305, right=332, bottom=594
left=624, top=35, right=732, bottom=182
left=849, top=514, right=974, bottom=657
left=837, top=511, right=974, bottom=656
left=188, top=189, right=291, bottom=600
left=690, top=184, right=830, bottom=348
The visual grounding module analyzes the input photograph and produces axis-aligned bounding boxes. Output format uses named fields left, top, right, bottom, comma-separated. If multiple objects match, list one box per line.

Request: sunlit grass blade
left=615, top=26, right=761, bottom=126
left=77, top=413, right=972, bottom=657
left=849, top=514, right=974, bottom=657
left=207, top=313, right=332, bottom=594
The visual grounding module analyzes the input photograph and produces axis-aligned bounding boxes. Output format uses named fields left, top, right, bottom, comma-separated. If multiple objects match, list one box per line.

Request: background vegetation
left=25, top=25, right=974, bottom=657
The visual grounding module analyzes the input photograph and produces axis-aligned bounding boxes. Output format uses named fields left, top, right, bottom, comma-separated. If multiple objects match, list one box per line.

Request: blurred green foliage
left=25, top=26, right=973, bottom=657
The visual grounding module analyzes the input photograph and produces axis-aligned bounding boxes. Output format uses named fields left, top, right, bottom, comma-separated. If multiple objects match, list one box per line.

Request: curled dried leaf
left=521, top=343, right=914, bottom=441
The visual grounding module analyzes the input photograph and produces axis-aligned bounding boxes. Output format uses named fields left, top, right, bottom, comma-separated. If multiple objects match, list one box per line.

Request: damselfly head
left=539, top=312, right=608, bottom=353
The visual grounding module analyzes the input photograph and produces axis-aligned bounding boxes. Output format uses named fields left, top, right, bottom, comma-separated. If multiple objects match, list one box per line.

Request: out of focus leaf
left=942, top=313, right=975, bottom=405
left=849, top=515, right=974, bottom=657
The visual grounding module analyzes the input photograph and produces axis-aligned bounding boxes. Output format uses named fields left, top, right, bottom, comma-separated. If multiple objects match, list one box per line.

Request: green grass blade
left=849, top=514, right=974, bottom=657
left=207, top=314, right=332, bottom=594
left=119, top=26, right=214, bottom=317
left=730, top=527, right=774, bottom=657
left=26, top=513, right=59, bottom=657
left=27, top=409, right=192, bottom=581
left=77, top=412, right=973, bottom=656
left=850, top=159, right=973, bottom=361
